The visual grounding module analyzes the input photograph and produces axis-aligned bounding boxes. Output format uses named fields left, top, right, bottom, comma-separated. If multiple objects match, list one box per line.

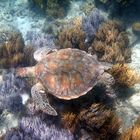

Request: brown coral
left=78, top=103, right=120, bottom=139
left=55, top=17, right=88, bottom=51
left=91, top=20, right=131, bottom=64
left=30, top=0, right=70, bottom=18
left=0, top=26, right=36, bottom=68
left=60, top=112, right=78, bottom=133
left=120, top=116, right=140, bottom=140
left=107, top=64, right=140, bottom=87
left=0, top=27, right=25, bottom=68
left=23, top=46, right=36, bottom=66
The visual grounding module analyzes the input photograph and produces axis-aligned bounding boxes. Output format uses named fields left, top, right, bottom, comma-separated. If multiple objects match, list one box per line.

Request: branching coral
left=80, top=0, right=95, bottom=15
left=55, top=17, right=88, bottom=51
left=107, top=64, right=140, bottom=87
left=91, top=20, right=131, bottom=63
left=47, top=0, right=70, bottom=18
left=43, top=16, right=83, bottom=36
left=0, top=25, right=35, bottom=68
left=78, top=103, right=120, bottom=139
left=0, top=26, right=25, bottom=68
left=25, top=31, right=59, bottom=49
left=120, top=116, right=140, bottom=140
left=4, top=116, right=74, bottom=140
left=23, top=46, right=36, bottom=66
left=29, top=0, right=70, bottom=18
left=82, top=8, right=104, bottom=43
left=0, top=72, right=26, bottom=113
left=60, top=112, right=78, bottom=133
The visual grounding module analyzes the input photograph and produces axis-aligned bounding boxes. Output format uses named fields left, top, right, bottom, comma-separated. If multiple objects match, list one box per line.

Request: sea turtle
left=16, top=48, right=114, bottom=116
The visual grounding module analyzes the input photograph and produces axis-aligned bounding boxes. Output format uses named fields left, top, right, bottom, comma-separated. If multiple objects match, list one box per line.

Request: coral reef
left=0, top=25, right=35, bottom=68
left=43, top=16, right=83, bottom=36
left=120, top=116, right=140, bottom=140
left=60, top=112, right=78, bottom=133
left=29, top=0, right=70, bottom=18
left=23, top=46, right=36, bottom=67
left=4, top=116, right=74, bottom=140
left=107, top=64, right=140, bottom=87
left=0, top=72, right=26, bottom=113
left=80, top=0, right=95, bottom=15
left=25, top=31, right=59, bottom=49
left=82, top=8, right=104, bottom=43
left=0, top=25, right=25, bottom=68
left=91, top=20, right=131, bottom=63
left=78, top=103, right=120, bottom=139
left=60, top=101, right=119, bottom=139
left=99, top=0, right=134, bottom=7
left=55, top=17, right=88, bottom=51
left=95, top=0, right=140, bottom=24
left=46, top=0, right=70, bottom=18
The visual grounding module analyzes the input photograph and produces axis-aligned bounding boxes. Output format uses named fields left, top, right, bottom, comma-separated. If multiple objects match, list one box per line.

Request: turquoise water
left=0, top=0, right=140, bottom=139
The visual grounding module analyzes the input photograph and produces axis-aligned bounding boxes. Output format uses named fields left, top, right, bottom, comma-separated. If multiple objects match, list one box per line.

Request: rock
left=132, top=22, right=140, bottom=36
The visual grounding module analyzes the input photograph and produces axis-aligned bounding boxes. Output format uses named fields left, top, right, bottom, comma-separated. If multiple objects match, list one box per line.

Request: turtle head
left=16, top=66, right=36, bottom=78
left=34, top=47, right=57, bottom=62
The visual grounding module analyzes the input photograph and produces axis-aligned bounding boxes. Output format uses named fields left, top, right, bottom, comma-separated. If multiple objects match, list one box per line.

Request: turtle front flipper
left=31, top=82, right=57, bottom=116
left=16, top=66, right=36, bottom=78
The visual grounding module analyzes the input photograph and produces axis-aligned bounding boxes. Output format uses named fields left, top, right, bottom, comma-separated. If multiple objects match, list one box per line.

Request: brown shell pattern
left=35, top=48, right=103, bottom=100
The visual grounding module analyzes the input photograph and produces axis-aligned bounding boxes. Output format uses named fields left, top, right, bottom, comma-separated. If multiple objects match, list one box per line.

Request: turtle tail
left=16, top=66, right=36, bottom=78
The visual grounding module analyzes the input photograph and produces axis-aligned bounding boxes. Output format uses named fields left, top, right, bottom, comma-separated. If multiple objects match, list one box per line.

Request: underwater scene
left=0, top=0, right=140, bottom=139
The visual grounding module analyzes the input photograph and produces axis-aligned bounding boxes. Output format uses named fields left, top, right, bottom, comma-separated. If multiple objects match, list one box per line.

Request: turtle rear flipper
left=31, top=83, right=57, bottom=116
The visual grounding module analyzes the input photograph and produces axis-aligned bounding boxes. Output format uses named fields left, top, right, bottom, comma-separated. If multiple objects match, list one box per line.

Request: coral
left=96, top=0, right=139, bottom=24
left=43, top=16, right=83, bottom=36
left=0, top=72, right=26, bottom=113
left=91, top=20, right=131, bottom=63
left=55, top=17, right=88, bottom=51
left=60, top=112, right=78, bottom=133
left=23, top=46, right=36, bottom=66
left=4, top=116, right=74, bottom=140
left=132, top=22, right=140, bottom=36
left=107, top=64, right=140, bottom=87
left=80, top=0, right=95, bottom=15
left=82, top=8, right=104, bottom=43
left=46, top=0, right=70, bottom=18
left=29, top=0, right=70, bottom=18
left=25, top=31, right=59, bottom=50
left=99, top=0, right=134, bottom=7
left=120, top=116, right=140, bottom=140
left=0, top=25, right=25, bottom=68
left=0, top=25, right=35, bottom=68
left=78, top=103, right=120, bottom=139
